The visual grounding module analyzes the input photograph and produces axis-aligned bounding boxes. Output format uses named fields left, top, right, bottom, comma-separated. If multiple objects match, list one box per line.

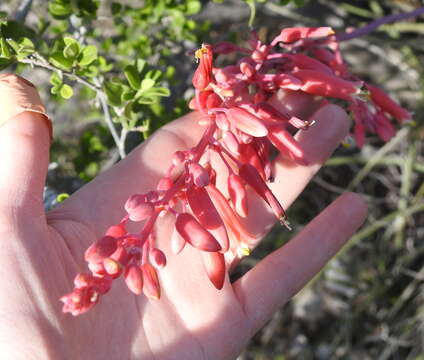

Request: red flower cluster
left=61, top=27, right=410, bottom=316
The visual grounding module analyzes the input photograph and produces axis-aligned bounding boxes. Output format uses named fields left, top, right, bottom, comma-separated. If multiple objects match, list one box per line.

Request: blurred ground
left=2, top=0, right=424, bottom=359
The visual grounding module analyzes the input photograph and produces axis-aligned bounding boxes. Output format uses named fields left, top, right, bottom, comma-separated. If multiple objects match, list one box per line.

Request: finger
left=246, top=103, right=351, bottom=235
left=0, top=74, right=51, bottom=218
left=232, top=192, right=368, bottom=335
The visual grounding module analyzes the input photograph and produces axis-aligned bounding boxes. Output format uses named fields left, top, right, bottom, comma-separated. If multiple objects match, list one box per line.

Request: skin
left=0, top=82, right=367, bottom=360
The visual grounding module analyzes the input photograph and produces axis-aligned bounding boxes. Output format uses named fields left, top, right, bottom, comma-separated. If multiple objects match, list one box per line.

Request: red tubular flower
left=187, top=186, right=229, bottom=252
left=374, top=111, right=396, bottom=141
left=228, top=174, right=248, bottom=218
left=293, top=69, right=362, bottom=100
left=289, top=53, right=334, bottom=75
left=226, top=107, right=268, bottom=137
left=239, top=164, right=289, bottom=228
left=366, top=83, right=411, bottom=122
left=175, top=213, right=222, bottom=252
left=200, top=251, right=226, bottom=290
left=271, top=27, right=335, bottom=45
left=267, top=125, right=306, bottom=164
left=192, top=43, right=213, bottom=90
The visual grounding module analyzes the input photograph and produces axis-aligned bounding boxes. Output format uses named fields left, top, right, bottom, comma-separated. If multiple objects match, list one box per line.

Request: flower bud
left=125, top=194, right=154, bottom=222
left=124, top=265, right=143, bottom=295
left=188, top=162, right=209, bottom=187
left=85, top=236, right=118, bottom=264
left=142, top=263, right=161, bottom=300
left=149, top=248, right=167, bottom=269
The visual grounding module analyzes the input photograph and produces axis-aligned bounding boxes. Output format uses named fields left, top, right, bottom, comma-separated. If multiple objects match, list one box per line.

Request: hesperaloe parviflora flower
left=61, top=26, right=410, bottom=316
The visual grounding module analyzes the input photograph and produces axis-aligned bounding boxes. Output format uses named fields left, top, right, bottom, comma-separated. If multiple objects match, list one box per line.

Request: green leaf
left=60, top=84, right=74, bottom=99
left=56, top=193, right=70, bottom=202
left=0, top=57, right=12, bottom=70
left=78, top=45, right=97, bottom=66
left=49, top=51, right=73, bottom=70
left=104, top=80, right=124, bottom=106
left=186, top=0, right=201, bottom=15
left=121, top=87, right=136, bottom=101
left=143, top=87, right=170, bottom=97
left=48, top=0, right=72, bottom=18
left=50, top=72, right=63, bottom=86
left=124, top=65, right=141, bottom=90
left=6, top=39, right=19, bottom=53
left=145, top=69, right=162, bottom=82
left=139, top=78, right=155, bottom=93
left=0, top=37, right=11, bottom=58
left=63, top=42, right=80, bottom=59
left=136, top=58, right=146, bottom=74
left=15, top=37, right=35, bottom=60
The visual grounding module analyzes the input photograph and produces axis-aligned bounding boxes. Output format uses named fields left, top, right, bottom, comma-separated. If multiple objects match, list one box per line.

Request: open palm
left=0, top=80, right=367, bottom=360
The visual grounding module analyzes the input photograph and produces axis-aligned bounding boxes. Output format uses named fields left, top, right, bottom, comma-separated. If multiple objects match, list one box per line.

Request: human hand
left=0, top=74, right=367, bottom=360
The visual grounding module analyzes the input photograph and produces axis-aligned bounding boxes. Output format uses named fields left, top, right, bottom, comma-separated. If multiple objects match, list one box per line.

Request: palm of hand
left=0, top=93, right=367, bottom=360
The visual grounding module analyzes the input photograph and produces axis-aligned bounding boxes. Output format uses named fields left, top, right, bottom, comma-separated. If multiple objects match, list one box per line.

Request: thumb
left=0, top=74, right=52, bottom=218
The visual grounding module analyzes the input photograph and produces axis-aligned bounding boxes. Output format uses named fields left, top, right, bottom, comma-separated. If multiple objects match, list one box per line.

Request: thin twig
left=337, top=6, right=424, bottom=41
left=20, top=53, right=127, bottom=159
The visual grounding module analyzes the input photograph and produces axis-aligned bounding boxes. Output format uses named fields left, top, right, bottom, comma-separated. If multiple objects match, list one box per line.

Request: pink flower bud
left=142, top=263, right=161, bottom=300
left=200, top=251, right=226, bottom=290
left=172, top=151, right=185, bottom=166
left=227, top=107, right=268, bottom=137
left=188, top=162, right=210, bottom=187
left=175, top=213, right=221, bottom=252
left=125, top=194, right=154, bottom=222
left=85, top=236, right=118, bottom=263
left=124, top=265, right=143, bottom=295
left=228, top=174, right=248, bottom=218
left=149, top=248, right=167, bottom=269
